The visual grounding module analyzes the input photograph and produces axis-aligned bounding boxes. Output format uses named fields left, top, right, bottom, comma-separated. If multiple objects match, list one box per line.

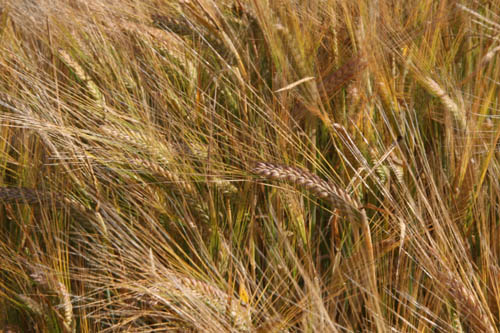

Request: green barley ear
left=370, top=146, right=404, bottom=186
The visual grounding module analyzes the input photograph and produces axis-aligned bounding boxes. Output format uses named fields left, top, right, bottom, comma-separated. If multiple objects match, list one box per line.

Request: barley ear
left=0, top=187, right=45, bottom=205
left=252, top=161, right=383, bottom=329
left=252, top=162, right=361, bottom=218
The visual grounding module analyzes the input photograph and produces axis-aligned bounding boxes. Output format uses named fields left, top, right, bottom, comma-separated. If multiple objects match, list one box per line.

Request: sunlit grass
left=0, top=0, right=499, bottom=332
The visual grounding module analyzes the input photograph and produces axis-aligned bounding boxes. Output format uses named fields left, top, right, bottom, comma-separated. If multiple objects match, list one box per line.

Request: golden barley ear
left=138, top=273, right=252, bottom=331
left=252, top=161, right=382, bottom=328
left=252, top=162, right=361, bottom=217
left=178, top=275, right=251, bottom=330
left=30, top=271, right=74, bottom=333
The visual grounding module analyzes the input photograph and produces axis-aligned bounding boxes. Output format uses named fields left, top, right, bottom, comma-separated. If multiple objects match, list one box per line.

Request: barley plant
left=0, top=0, right=499, bottom=332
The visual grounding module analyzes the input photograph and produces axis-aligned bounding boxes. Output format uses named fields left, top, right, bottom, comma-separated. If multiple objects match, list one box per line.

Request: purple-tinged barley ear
left=320, top=56, right=367, bottom=100
left=0, top=187, right=48, bottom=205
left=0, top=187, right=91, bottom=216
left=437, top=271, right=495, bottom=333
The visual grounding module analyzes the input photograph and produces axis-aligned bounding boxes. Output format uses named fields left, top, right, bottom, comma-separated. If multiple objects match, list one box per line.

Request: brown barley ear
left=151, top=14, right=193, bottom=35
left=252, top=162, right=361, bottom=217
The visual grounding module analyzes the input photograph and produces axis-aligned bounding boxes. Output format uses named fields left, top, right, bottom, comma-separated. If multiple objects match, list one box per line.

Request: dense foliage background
left=0, top=0, right=499, bottom=332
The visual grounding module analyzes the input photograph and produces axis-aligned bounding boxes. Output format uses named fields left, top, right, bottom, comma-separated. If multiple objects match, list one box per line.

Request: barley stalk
left=252, top=161, right=382, bottom=329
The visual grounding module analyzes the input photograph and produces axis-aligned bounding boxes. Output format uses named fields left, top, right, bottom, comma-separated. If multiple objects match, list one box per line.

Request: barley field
left=0, top=0, right=499, bottom=332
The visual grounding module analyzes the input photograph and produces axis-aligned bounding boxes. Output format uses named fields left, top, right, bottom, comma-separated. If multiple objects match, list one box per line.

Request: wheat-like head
left=252, top=162, right=361, bottom=216
left=137, top=274, right=252, bottom=331
left=0, top=187, right=48, bottom=205
left=252, top=161, right=382, bottom=328
left=29, top=271, right=74, bottom=333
